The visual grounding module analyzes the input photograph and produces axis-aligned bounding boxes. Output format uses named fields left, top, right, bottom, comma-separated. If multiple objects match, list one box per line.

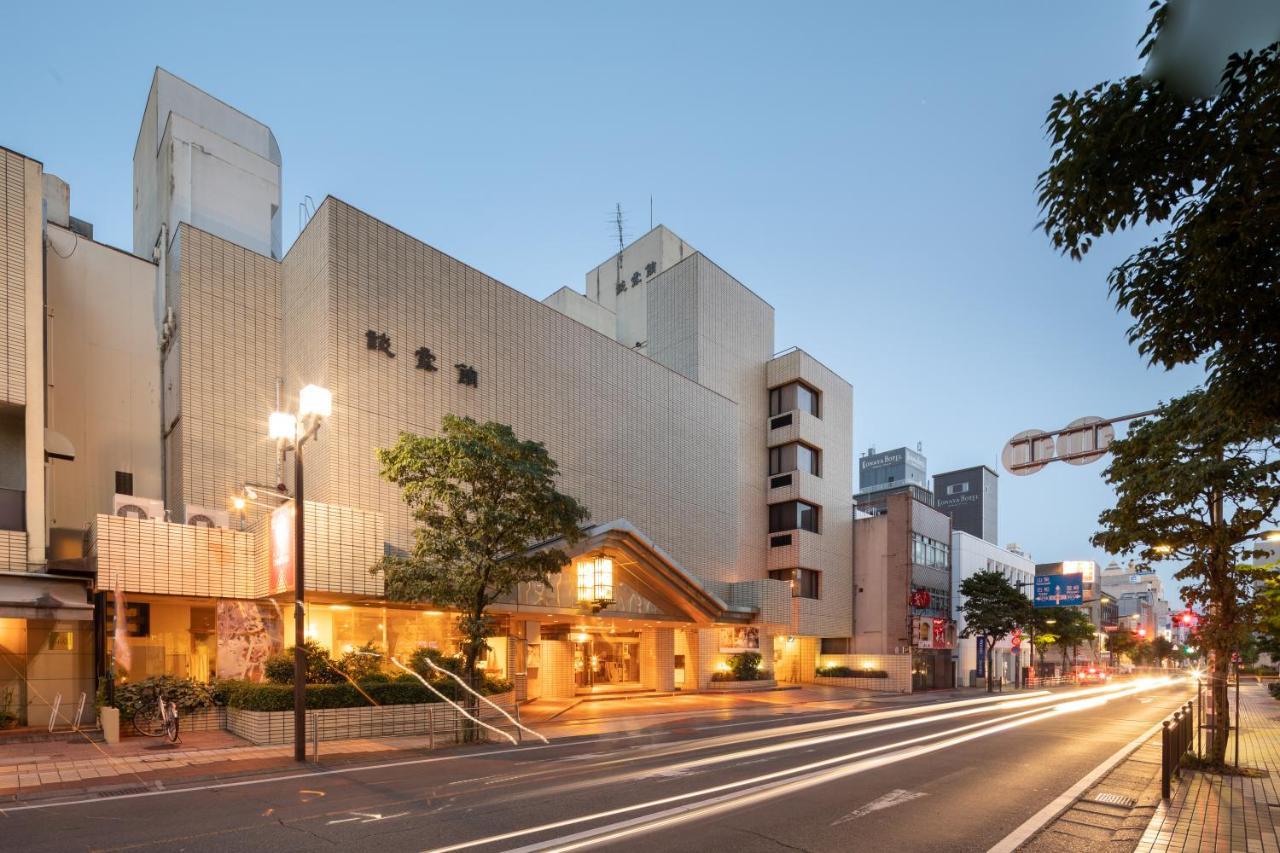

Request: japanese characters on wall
left=365, top=330, right=478, bottom=387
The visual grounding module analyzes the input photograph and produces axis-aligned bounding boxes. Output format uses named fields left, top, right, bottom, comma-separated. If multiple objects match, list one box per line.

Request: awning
left=0, top=571, right=93, bottom=621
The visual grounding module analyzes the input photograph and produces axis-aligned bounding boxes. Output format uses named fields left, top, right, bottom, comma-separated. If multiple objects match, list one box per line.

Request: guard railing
left=1161, top=699, right=1195, bottom=799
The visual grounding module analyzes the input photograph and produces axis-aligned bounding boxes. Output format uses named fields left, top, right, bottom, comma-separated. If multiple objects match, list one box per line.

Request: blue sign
left=976, top=636, right=987, bottom=677
left=1034, top=573, right=1084, bottom=607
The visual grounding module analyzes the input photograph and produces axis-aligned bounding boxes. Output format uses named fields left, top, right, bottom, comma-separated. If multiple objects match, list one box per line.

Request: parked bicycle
left=132, top=690, right=180, bottom=743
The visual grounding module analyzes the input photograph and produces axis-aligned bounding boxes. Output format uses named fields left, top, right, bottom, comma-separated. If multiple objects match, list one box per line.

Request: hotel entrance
left=572, top=630, right=642, bottom=693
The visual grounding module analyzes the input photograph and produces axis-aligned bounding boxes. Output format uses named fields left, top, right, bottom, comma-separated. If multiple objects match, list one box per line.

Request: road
left=1, top=677, right=1191, bottom=852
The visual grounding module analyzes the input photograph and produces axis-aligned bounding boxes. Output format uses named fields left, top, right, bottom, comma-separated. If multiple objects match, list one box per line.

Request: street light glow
left=298, top=383, right=333, bottom=420
left=268, top=411, right=297, bottom=441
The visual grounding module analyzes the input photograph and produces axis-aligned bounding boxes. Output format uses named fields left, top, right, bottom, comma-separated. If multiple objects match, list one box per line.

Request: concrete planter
left=705, top=679, right=777, bottom=692
left=226, top=692, right=516, bottom=746
left=813, top=675, right=906, bottom=693
left=182, top=706, right=227, bottom=732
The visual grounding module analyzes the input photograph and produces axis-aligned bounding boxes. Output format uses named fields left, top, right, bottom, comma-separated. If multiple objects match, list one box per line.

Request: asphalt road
left=1, top=677, right=1192, bottom=853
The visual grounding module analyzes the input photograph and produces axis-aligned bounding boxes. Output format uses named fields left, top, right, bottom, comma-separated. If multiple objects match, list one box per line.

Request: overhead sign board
left=1034, top=573, right=1084, bottom=607
left=1056, top=416, right=1116, bottom=466
left=1002, top=429, right=1056, bottom=476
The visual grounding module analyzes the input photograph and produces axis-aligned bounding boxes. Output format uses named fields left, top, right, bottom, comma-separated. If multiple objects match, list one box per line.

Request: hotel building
left=0, top=70, right=915, bottom=725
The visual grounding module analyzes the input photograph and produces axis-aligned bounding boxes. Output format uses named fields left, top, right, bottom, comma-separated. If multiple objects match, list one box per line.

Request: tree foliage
left=1092, top=389, right=1280, bottom=762
left=959, top=570, right=1026, bottom=691
left=1037, top=3, right=1280, bottom=422
left=375, top=415, right=590, bottom=692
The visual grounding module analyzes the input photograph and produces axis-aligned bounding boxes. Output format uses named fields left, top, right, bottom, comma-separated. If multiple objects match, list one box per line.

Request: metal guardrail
left=1161, top=700, right=1195, bottom=799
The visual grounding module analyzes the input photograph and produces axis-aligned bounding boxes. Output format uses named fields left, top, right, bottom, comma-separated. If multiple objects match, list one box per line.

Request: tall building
left=1099, top=561, right=1171, bottom=640
left=932, top=465, right=998, bottom=544
left=0, top=69, right=900, bottom=725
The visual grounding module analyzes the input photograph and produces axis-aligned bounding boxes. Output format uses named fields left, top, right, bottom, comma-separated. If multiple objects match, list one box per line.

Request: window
left=911, top=532, right=950, bottom=569
left=946, top=482, right=970, bottom=495
left=769, top=382, right=821, bottom=418
left=769, top=500, right=819, bottom=534
left=768, top=443, right=821, bottom=477
left=769, top=568, right=820, bottom=599
left=820, top=637, right=851, bottom=655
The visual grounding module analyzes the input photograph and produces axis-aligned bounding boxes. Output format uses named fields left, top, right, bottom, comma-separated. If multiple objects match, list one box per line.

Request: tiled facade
left=1, top=149, right=31, bottom=407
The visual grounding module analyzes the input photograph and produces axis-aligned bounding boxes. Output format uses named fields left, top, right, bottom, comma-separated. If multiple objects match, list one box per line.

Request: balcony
left=766, top=469, right=823, bottom=505
left=766, top=409, right=823, bottom=450
left=767, top=528, right=825, bottom=573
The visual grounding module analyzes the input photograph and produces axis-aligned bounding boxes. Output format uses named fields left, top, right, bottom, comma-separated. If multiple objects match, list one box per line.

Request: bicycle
left=132, top=690, right=180, bottom=743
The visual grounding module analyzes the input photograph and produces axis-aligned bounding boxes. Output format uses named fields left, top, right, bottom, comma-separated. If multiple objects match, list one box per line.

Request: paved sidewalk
left=1134, top=682, right=1280, bottom=853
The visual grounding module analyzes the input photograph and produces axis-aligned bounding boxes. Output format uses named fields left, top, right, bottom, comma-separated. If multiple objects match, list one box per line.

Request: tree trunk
left=1208, top=653, right=1230, bottom=765
left=986, top=642, right=995, bottom=693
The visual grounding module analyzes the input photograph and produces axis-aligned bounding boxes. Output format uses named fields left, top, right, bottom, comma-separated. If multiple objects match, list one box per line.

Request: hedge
left=223, top=676, right=513, bottom=711
left=817, top=666, right=888, bottom=678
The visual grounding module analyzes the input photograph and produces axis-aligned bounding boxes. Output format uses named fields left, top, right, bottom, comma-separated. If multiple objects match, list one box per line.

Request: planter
left=813, top=675, right=906, bottom=693
left=226, top=692, right=516, bottom=746
left=705, top=679, right=777, bottom=692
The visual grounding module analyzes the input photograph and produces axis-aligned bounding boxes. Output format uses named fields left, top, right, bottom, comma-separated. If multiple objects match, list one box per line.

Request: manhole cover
left=1088, top=792, right=1136, bottom=808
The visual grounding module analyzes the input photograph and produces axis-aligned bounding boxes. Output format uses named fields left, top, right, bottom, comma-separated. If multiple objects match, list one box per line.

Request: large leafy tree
left=1092, top=390, right=1280, bottom=764
left=376, top=415, right=590, bottom=697
left=959, top=570, right=1027, bottom=692
left=1037, top=2, right=1280, bottom=423
left=1052, top=608, right=1098, bottom=670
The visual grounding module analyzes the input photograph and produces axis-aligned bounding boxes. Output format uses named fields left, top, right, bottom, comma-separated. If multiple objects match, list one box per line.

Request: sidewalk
left=1134, top=682, right=1280, bottom=853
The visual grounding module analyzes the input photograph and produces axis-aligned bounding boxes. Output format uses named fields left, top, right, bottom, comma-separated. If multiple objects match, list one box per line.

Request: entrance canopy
left=0, top=571, right=94, bottom=621
left=529, top=519, right=756, bottom=626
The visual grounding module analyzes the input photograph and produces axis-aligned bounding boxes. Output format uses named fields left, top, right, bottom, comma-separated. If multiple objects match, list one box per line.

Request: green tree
left=1108, top=629, right=1139, bottom=664
left=1091, top=391, right=1280, bottom=765
left=959, top=570, right=1027, bottom=692
left=1037, top=3, right=1280, bottom=424
left=1021, top=605, right=1058, bottom=676
left=1052, top=609, right=1097, bottom=671
left=1151, top=635, right=1176, bottom=666
left=375, top=415, right=590, bottom=704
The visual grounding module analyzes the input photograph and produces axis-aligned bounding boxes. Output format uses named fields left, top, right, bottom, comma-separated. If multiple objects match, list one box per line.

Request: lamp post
left=268, top=383, right=332, bottom=763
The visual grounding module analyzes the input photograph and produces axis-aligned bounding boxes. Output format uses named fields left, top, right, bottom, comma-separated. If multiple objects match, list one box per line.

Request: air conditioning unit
left=185, top=504, right=229, bottom=529
left=112, top=494, right=166, bottom=521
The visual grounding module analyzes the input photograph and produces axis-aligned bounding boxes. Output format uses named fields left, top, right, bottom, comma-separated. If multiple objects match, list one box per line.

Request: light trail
left=423, top=676, right=1185, bottom=853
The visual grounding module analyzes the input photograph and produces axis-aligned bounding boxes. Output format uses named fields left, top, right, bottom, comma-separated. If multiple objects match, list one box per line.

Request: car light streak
left=424, top=676, right=1184, bottom=853
left=589, top=689, right=1054, bottom=771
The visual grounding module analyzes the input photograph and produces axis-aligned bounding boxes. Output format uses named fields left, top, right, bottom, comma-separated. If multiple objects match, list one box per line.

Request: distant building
left=1099, top=561, right=1171, bottom=640
left=951, top=534, right=1033, bottom=685
left=932, top=465, right=998, bottom=544
left=854, top=490, right=956, bottom=690
left=856, top=446, right=927, bottom=499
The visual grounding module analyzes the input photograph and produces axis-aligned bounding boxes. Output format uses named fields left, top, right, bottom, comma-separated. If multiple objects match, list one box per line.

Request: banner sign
left=1034, top=573, right=1084, bottom=607
left=976, top=636, right=987, bottom=677
left=269, top=503, right=295, bottom=595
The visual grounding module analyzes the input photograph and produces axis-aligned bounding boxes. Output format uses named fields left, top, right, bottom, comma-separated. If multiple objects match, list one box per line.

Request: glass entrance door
left=573, top=631, right=642, bottom=693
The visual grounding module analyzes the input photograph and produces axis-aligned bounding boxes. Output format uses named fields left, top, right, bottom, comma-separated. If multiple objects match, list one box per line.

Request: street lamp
left=268, top=383, right=332, bottom=763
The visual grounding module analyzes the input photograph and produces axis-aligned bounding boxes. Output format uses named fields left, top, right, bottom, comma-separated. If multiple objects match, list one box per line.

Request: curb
left=987, top=717, right=1166, bottom=853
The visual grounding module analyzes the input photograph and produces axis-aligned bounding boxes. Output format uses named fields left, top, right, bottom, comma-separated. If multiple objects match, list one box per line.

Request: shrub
left=263, top=640, right=345, bottom=684
left=816, top=666, right=889, bottom=679
left=1268, top=681, right=1280, bottom=700
left=728, top=652, right=764, bottom=681
left=334, top=641, right=386, bottom=682
left=408, top=646, right=463, bottom=678
left=223, top=676, right=514, bottom=711
left=114, top=676, right=215, bottom=720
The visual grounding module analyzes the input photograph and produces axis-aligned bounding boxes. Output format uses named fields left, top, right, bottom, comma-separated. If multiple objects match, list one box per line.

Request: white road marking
left=328, top=810, right=410, bottom=825
left=830, top=789, right=927, bottom=825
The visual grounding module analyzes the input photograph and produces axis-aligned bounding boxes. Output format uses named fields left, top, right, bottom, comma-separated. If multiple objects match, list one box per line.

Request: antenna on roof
left=614, top=203, right=624, bottom=295
left=650, top=195, right=654, bottom=231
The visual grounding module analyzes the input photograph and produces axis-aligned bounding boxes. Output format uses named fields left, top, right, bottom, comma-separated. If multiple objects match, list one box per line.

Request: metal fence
left=1161, top=700, right=1195, bottom=799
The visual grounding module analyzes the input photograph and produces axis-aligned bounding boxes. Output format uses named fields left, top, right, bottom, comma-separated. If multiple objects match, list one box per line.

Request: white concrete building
left=951, top=532, right=1034, bottom=686
left=0, top=68, right=898, bottom=724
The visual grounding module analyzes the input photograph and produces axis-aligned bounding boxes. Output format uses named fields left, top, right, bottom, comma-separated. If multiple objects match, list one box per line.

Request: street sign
left=1034, top=573, right=1084, bottom=607
left=1056, top=416, right=1116, bottom=466
left=1002, top=429, right=1056, bottom=476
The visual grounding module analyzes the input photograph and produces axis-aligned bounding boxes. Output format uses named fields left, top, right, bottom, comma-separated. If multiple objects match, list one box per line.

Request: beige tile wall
left=0, top=149, right=30, bottom=406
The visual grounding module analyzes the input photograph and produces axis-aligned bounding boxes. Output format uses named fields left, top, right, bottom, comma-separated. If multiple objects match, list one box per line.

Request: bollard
left=1161, top=719, right=1172, bottom=800
left=311, top=712, right=319, bottom=762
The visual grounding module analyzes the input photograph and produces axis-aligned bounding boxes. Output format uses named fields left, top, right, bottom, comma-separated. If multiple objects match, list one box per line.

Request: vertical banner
left=269, top=502, right=295, bottom=595
left=976, top=636, right=987, bottom=677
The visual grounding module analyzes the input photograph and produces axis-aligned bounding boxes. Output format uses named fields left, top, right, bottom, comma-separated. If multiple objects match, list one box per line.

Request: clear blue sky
left=1, top=2, right=1200, bottom=605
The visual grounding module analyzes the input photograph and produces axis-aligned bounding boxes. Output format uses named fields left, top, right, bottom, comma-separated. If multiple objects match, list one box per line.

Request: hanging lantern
left=575, top=555, right=615, bottom=611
